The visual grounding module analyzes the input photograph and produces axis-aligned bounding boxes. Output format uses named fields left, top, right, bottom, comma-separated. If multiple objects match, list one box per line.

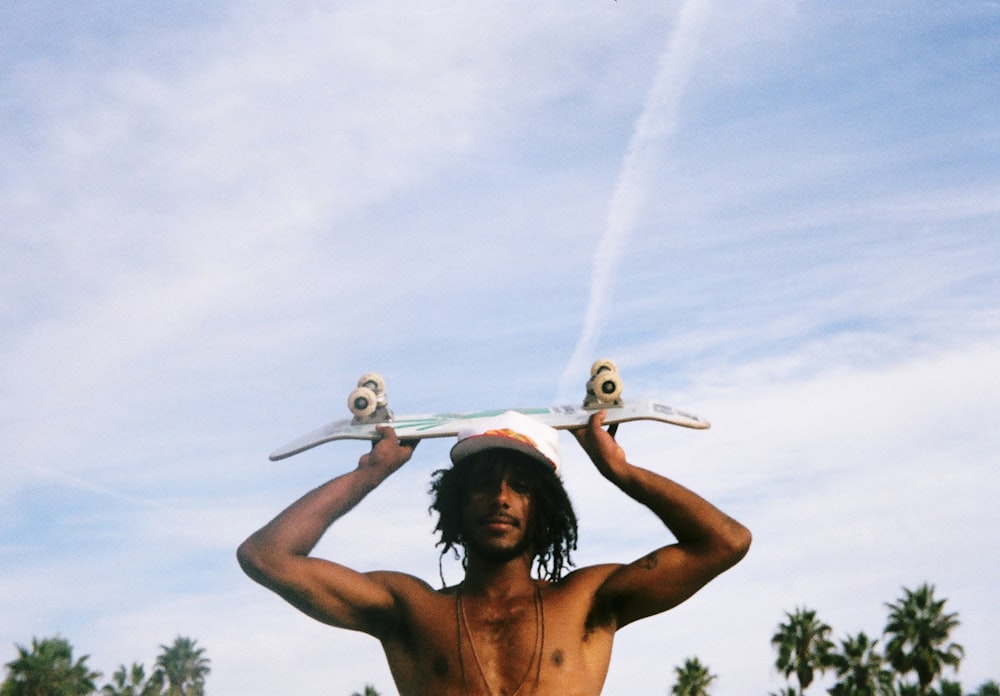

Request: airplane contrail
left=557, top=0, right=711, bottom=401
left=24, top=462, right=170, bottom=510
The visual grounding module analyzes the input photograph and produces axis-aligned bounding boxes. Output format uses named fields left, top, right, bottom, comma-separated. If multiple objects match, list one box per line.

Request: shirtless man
left=238, top=409, right=751, bottom=695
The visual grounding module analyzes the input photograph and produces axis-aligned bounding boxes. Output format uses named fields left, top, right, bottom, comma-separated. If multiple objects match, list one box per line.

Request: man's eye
left=470, top=477, right=496, bottom=492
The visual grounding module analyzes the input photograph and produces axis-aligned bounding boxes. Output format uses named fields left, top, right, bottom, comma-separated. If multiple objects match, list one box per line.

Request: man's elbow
left=722, top=522, right=752, bottom=566
left=700, top=519, right=751, bottom=574
left=237, top=535, right=274, bottom=583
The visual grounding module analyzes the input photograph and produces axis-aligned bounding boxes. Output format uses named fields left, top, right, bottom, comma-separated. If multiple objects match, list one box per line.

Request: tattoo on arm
left=641, top=551, right=659, bottom=570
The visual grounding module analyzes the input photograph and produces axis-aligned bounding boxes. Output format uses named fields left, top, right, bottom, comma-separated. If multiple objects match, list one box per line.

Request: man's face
left=459, top=451, right=536, bottom=563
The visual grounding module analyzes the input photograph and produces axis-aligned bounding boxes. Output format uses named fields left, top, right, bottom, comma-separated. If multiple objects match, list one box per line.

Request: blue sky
left=2, top=1, right=998, bottom=694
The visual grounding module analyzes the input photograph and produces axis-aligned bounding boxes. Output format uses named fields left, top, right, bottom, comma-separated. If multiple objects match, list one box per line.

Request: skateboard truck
left=269, top=360, right=708, bottom=461
left=348, top=372, right=393, bottom=424
left=348, top=360, right=623, bottom=423
left=583, top=358, right=624, bottom=409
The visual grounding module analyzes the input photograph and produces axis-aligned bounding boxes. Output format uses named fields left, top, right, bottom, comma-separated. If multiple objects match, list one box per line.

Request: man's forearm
left=606, top=463, right=750, bottom=558
left=242, top=466, right=386, bottom=561
left=574, top=412, right=750, bottom=563
left=238, top=427, right=416, bottom=573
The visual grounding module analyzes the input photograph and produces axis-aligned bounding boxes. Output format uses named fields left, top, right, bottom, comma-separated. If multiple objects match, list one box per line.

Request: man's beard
left=463, top=533, right=533, bottom=565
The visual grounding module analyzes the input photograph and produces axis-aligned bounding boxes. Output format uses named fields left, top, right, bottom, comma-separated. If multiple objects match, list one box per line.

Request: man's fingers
left=371, top=425, right=392, bottom=447
left=587, top=410, right=618, bottom=437
left=372, top=425, right=418, bottom=453
left=572, top=410, right=607, bottom=445
left=591, top=410, right=621, bottom=440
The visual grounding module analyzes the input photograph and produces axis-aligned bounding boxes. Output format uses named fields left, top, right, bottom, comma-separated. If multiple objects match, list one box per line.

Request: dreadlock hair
left=428, top=449, right=578, bottom=585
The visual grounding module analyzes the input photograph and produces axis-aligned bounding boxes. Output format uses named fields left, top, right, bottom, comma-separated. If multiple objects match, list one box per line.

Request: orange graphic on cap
left=482, top=428, right=538, bottom=449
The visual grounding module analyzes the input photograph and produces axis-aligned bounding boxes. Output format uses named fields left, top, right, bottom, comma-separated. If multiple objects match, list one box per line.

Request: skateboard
left=269, top=360, right=710, bottom=461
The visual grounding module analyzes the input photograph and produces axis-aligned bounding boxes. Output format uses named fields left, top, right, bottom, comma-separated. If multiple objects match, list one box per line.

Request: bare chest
left=382, top=587, right=614, bottom=696
left=457, top=588, right=544, bottom=696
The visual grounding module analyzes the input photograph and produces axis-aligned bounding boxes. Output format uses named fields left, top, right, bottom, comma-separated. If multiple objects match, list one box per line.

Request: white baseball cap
left=450, top=410, right=561, bottom=474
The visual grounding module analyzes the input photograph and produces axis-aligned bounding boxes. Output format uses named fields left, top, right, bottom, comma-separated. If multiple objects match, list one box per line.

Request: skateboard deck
left=269, top=400, right=709, bottom=461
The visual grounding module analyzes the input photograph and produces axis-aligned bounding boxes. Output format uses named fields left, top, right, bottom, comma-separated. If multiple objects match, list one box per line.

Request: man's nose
left=491, top=479, right=513, bottom=506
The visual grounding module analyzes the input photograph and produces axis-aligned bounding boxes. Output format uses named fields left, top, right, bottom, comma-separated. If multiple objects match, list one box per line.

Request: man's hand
left=572, top=410, right=628, bottom=479
left=359, top=426, right=418, bottom=477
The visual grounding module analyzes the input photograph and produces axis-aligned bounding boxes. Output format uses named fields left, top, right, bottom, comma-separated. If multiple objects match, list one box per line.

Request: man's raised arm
left=573, top=411, right=751, bottom=629
left=237, top=427, right=417, bottom=634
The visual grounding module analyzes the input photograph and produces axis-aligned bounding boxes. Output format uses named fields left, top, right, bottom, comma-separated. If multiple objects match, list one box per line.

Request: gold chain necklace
left=457, top=584, right=544, bottom=696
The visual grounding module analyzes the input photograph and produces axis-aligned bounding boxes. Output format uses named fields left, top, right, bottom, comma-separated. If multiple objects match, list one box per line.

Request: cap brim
left=450, top=434, right=557, bottom=471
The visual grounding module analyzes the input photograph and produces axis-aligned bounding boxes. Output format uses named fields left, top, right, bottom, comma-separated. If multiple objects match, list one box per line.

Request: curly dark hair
left=428, top=450, right=578, bottom=584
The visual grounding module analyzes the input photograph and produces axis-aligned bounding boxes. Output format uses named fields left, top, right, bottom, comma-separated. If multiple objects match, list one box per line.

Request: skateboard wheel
left=357, top=372, right=385, bottom=394
left=590, top=359, right=618, bottom=378
left=590, top=370, right=623, bottom=402
left=348, top=386, right=378, bottom=418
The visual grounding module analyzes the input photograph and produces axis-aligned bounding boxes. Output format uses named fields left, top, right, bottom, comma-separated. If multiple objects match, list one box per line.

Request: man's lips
left=481, top=514, right=520, bottom=529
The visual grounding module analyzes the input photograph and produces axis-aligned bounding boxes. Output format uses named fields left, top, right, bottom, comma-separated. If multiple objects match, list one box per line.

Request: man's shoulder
left=367, top=570, right=436, bottom=591
left=365, top=570, right=456, bottom=603
left=549, top=562, right=624, bottom=593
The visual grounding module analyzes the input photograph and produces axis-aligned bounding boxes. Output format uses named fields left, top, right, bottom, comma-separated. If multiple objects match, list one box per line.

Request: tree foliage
left=671, top=656, right=717, bottom=696
left=100, top=662, right=164, bottom=696
left=1, top=636, right=100, bottom=696
left=155, top=637, right=209, bottom=696
left=350, top=686, right=381, bottom=696
left=772, top=606, right=835, bottom=693
left=884, top=584, right=964, bottom=696
left=971, top=681, right=1000, bottom=696
left=765, top=583, right=974, bottom=696
left=827, top=632, right=894, bottom=696
left=2, top=636, right=210, bottom=696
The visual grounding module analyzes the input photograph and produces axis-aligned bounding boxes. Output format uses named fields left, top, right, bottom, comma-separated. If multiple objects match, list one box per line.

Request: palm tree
left=671, top=657, right=716, bottom=696
left=883, top=584, right=963, bottom=695
left=101, top=662, right=164, bottom=696
left=827, top=632, right=894, bottom=696
left=971, top=681, right=1000, bottom=696
left=350, top=686, right=381, bottom=696
left=0, top=636, right=100, bottom=696
left=931, top=681, right=963, bottom=696
left=771, top=607, right=835, bottom=694
left=155, top=637, right=210, bottom=696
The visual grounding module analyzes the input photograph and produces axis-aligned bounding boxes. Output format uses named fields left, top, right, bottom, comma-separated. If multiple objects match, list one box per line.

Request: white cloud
left=2, top=1, right=998, bottom=694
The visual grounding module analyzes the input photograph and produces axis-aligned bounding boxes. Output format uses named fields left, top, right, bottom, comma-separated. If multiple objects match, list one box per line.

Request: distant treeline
left=1, top=635, right=207, bottom=696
